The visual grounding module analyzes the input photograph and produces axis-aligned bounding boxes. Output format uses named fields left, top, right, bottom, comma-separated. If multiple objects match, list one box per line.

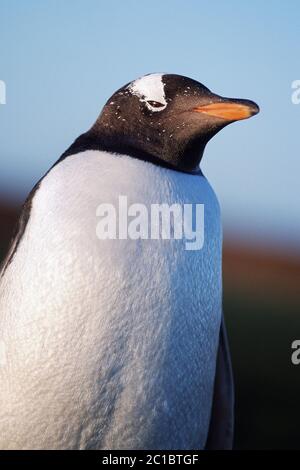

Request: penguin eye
left=146, top=100, right=165, bottom=109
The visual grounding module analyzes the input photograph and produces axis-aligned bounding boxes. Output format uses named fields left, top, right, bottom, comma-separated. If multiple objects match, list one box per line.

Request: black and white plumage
left=0, top=73, right=259, bottom=449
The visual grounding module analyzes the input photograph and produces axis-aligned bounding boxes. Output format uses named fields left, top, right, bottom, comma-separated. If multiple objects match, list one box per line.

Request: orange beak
left=194, top=100, right=259, bottom=121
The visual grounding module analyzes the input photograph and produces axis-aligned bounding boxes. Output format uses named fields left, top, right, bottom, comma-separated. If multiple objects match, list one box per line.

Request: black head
left=65, top=73, right=259, bottom=173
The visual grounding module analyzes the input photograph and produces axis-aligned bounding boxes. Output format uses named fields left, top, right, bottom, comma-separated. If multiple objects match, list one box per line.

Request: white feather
left=128, top=73, right=168, bottom=112
left=0, top=150, right=222, bottom=449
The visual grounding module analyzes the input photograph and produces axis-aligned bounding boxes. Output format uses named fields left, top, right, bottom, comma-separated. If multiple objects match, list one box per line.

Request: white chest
left=0, top=150, right=222, bottom=449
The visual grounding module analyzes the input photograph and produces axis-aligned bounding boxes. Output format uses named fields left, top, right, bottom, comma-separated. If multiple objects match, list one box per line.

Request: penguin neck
left=61, top=121, right=207, bottom=175
left=96, top=125, right=206, bottom=174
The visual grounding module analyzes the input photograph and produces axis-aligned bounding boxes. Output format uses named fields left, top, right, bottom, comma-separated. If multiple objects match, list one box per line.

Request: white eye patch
left=127, top=73, right=168, bottom=113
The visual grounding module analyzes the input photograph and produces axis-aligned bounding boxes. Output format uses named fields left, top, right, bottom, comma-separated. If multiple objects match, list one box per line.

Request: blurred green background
left=223, top=253, right=300, bottom=449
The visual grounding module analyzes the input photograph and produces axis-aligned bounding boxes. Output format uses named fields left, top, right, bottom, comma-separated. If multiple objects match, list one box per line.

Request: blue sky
left=0, top=0, right=299, bottom=252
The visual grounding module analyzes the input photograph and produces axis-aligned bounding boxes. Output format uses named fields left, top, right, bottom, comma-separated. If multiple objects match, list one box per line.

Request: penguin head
left=91, top=73, right=259, bottom=173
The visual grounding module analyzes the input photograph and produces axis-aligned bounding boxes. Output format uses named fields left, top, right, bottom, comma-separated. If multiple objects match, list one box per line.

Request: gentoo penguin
left=0, top=73, right=259, bottom=450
